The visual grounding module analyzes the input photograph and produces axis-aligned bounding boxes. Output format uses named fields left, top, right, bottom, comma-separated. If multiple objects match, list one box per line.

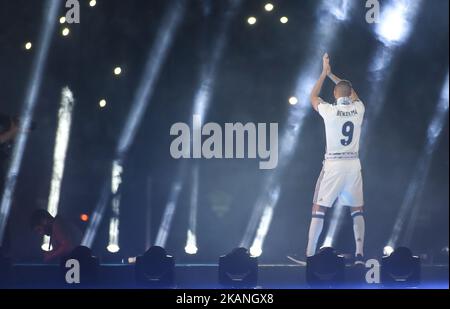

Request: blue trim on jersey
left=351, top=211, right=364, bottom=218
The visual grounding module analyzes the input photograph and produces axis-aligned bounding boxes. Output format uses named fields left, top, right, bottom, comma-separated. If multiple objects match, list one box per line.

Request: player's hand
left=322, top=53, right=331, bottom=75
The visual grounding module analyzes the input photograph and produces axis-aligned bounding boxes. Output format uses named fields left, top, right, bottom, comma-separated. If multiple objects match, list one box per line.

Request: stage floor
left=3, top=263, right=448, bottom=289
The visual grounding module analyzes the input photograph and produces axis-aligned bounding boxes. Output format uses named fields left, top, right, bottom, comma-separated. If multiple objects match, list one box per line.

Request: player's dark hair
left=335, top=80, right=353, bottom=97
left=29, top=209, right=52, bottom=229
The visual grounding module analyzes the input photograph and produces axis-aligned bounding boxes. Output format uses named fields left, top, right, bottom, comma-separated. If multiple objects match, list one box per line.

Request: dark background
left=0, top=0, right=448, bottom=263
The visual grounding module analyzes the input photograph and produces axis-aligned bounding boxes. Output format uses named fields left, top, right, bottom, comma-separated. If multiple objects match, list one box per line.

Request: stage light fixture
left=89, top=0, right=97, bottom=7
left=264, top=3, right=274, bottom=12
left=280, top=16, right=288, bottom=24
left=62, top=27, right=70, bottom=36
left=135, top=246, right=175, bottom=288
left=247, top=17, right=257, bottom=25
left=25, top=42, right=32, bottom=50
left=219, top=248, right=258, bottom=288
left=106, top=244, right=120, bottom=253
left=99, top=99, right=107, bottom=108
left=249, top=246, right=262, bottom=257
left=184, top=241, right=198, bottom=255
left=288, top=96, right=298, bottom=105
left=185, top=164, right=199, bottom=255
left=59, top=16, right=66, bottom=24
left=306, top=247, right=345, bottom=288
left=381, top=247, right=421, bottom=287
left=114, top=67, right=122, bottom=76
left=384, top=245, right=394, bottom=256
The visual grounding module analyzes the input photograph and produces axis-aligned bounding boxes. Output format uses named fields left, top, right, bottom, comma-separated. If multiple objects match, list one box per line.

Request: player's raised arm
left=310, top=53, right=330, bottom=112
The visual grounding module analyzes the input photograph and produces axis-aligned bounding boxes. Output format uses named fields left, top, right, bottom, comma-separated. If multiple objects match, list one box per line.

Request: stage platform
left=3, top=263, right=448, bottom=289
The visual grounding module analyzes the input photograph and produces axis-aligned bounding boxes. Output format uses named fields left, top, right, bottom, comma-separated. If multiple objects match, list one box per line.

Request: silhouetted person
left=30, top=209, right=82, bottom=263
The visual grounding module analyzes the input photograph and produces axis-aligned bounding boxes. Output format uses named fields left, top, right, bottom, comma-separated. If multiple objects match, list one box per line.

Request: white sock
left=352, top=211, right=365, bottom=256
left=306, top=212, right=325, bottom=257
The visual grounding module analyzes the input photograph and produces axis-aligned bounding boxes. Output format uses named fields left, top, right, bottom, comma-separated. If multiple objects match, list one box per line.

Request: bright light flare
left=375, top=0, right=421, bottom=47
left=247, top=17, right=257, bottom=25
left=288, top=96, right=298, bottom=105
left=264, top=3, right=274, bottom=12
left=384, top=246, right=394, bottom=256
left=114, top=67, right=122, bottom=76
left=107, top=244, right=120, bottom=253
left=99, top=99, right=107, bottom=108
left=185, top=230, right=198, bottom=255
left=248, top=186, right=280, bottom=257
left=62, top=27, right=70, bottom=36
left=42, top=87, right=75, bottom=251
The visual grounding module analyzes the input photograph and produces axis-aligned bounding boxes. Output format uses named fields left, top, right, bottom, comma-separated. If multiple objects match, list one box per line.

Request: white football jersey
left=317, top=98, right=365, bottom=160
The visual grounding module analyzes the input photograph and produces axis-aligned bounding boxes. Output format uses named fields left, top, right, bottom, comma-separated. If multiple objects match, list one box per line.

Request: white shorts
left=313, top=159, right=364, bottom=208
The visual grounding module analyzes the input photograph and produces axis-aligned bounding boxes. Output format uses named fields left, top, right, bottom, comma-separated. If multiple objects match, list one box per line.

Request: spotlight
left=280, top=16, right=289, bottom=24
left=99, top=99, right=107, bottom=108
left=60, top=246, right=99, bottom=287
left=306, top=247, right=345, bottom=288
left=106, top=217, right=120, bottom=253
left=375, top=0, right=419, bottom=46
left=59, top=16, right=66, bottom=24
left=288, top=96, right=298, bottom=105
left=62, top=27, right=70, bottom=36
left=247, top=17, right=257, bottom=25
left=42, top=87, right=75, bottom=251
left=381, top=247, right=421, bottom=287
left=106, top=244, right=119, bottom=253
left=249, top=246, right=262, bottom=257
left=184, top=243, right=198, bottom=255
left=264, top=3, right=274, bottom=12
left=113, top=67, right=122, bottom=76
left=219, top=248, right=258, bottom=288
left=154, top=178, right=184, bottom=247
left=25, top=42, right=32, bottom=50
left=383, top=245, right=394, bottom=256
left=89, top=0, right=97, bottom=7
left=135, top=246, right=175, bottom=288
left=80, top=214, right=89, bottom=222
left=246, top=186, right=280, bottom=256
